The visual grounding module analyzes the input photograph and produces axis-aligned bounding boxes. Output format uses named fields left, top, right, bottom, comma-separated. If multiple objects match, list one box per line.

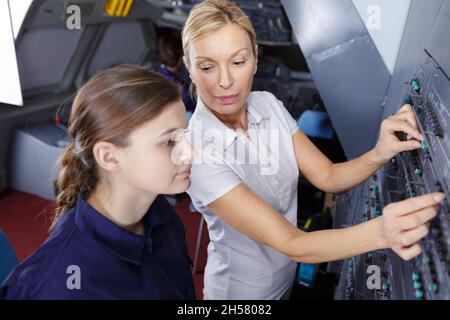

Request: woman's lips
left=176, top=169, right=191, bottom=178
left=217, top=94, right=239, bottom=105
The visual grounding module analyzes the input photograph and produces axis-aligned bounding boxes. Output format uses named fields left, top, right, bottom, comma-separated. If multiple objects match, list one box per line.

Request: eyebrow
left=159, top=128, right=179, bottom=137
left=195, top=48, right=249, bottom=61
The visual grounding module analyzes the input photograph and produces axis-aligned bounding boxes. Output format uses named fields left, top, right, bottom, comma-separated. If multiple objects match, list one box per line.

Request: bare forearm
left=323, top=149, right=384, bottom=193
left=283, top=218, right=387, bottom=264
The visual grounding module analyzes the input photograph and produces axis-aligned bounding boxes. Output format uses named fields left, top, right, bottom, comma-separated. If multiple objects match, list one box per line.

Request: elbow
left=316, top=173, right=348, bottom=193
left=287, top=254, right=311, bottom=263
left=280, top=232, right=331, bottom=264
left=315, top=180, right=340, bottom=194
left=277, top=232, right=317, bottom=263
left=288, top=256, right=321, bottom=264
left=313, top=165, right=339, bottom=193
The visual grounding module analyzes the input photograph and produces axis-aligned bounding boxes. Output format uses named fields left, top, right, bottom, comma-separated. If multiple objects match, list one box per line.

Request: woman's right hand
left=380, top=192, right=446, bottom=260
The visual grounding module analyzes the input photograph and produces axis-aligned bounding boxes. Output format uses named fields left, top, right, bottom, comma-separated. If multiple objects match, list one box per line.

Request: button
left=411, top=79, right=421, bottom=94
left=430, top=283, right=439, bottom=293
left=415, top=290, right=424, bottom=299
left=414, top=169, right=423, bottom=176
left=262, top=161, right=271, bottom=167
left=403, top=94, right=412, bottom=104
left=147, top=239, right=153, bottom=253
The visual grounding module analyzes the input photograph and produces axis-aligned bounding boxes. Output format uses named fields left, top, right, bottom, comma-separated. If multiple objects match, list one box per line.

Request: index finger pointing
left=398, top=104, right=413, bottom=113
left=386, top=192, right=446, bottom=217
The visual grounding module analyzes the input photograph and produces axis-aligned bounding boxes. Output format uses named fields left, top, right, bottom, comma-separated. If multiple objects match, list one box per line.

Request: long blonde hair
left=181, top=0, right=258, bottom=67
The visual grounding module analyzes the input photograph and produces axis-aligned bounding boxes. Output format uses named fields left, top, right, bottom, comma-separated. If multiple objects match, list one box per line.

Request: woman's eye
left=164, top=139, right=176, bottom=147
left=233, top=60, right=246, bottom=66
left=200, top=65, right=213, bottom=71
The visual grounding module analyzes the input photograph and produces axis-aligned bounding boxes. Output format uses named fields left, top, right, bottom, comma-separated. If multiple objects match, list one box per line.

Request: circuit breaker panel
left=334, top=49, right=450, bottom=299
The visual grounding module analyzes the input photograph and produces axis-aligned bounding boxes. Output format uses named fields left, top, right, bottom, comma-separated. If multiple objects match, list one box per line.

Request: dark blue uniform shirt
left=0, top=195, right=195, bottom=299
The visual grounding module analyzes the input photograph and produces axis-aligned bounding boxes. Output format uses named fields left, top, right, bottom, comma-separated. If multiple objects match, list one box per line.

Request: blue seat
left=298, top=110, right=334, bottom=140
left=0, top=229, right=19, bottom=284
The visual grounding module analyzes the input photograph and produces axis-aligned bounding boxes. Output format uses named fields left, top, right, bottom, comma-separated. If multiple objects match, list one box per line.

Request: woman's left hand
left=372, top=104, right=425, bottom=165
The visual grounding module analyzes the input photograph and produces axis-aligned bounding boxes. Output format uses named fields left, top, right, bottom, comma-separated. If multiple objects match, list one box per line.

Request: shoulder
left=249, top=91, right=291, bottom=122
left=249, top=91, right=280, bottom=105
left=0, top=208, right=80, bottom=299
left=248, top=91, right=285, bottom=115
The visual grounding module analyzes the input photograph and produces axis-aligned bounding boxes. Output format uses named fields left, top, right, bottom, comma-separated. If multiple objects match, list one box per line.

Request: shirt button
left=147, top=239, right=153, bottom=253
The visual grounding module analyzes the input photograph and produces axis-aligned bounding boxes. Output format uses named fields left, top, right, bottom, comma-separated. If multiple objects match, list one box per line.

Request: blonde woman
left=183, top=0, right=444, bottom=299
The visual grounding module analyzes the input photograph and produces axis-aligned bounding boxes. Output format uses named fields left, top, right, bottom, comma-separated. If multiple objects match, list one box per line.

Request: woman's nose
left=219, top=67, right=234, bottom=89
left=171, top=132, right=197, bottom=165
left=179, top=138, right=197, bottom=164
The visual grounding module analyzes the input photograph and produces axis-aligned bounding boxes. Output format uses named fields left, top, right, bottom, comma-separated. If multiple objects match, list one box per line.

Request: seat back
left=0, top=230, right=19, bottom=284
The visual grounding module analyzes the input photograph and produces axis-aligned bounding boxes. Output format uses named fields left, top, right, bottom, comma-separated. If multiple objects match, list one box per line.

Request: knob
left=428, top=283, right=439, bottom=293
left=403, top=94, right=412, bottom=104
left=413, top=281, right=422, bottom=289
left=411, top=80, right=421, bottom=94
left=415, top=290, right=424, bottom=299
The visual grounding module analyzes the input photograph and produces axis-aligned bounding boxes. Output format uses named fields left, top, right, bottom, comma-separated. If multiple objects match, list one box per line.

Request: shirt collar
left=192, top=93, right=270, bottom=150
left=74, top=196, right=171, bottom=266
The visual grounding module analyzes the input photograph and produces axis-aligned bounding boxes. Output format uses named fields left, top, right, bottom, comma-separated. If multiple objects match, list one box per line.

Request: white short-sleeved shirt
left=187, top=91, right=300, bottom=299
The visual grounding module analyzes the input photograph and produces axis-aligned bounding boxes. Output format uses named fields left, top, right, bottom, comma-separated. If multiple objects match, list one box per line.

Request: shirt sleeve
left=0, top=280, right=31, bottom=300
left=187, top=156, right=241, bottom=207
left=265, top=91, right=299, bottom=136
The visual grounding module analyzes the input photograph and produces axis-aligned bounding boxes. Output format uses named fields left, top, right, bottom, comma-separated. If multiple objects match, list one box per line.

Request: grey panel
left=8, top=123, right=68, bottom=200
left=333, top=48, right=450, bottom=301
left=87, top=21, right=148, bottom=77
left=24, top=0, right=163, bottom=29
left=382, top=0, right=444, bottom=119
left=426, top=1, right=450, bottom=79
left=16, top=27, right=84, bottom=91
left=281, top=0, right=391, bottom=159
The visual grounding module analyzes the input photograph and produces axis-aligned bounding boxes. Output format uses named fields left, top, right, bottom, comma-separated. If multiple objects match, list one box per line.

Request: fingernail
left=433, top=194, right=446, bottom=202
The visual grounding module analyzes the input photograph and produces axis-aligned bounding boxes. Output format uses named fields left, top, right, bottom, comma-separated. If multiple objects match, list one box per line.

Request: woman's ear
left=92, top=141, right=121, bottom=172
